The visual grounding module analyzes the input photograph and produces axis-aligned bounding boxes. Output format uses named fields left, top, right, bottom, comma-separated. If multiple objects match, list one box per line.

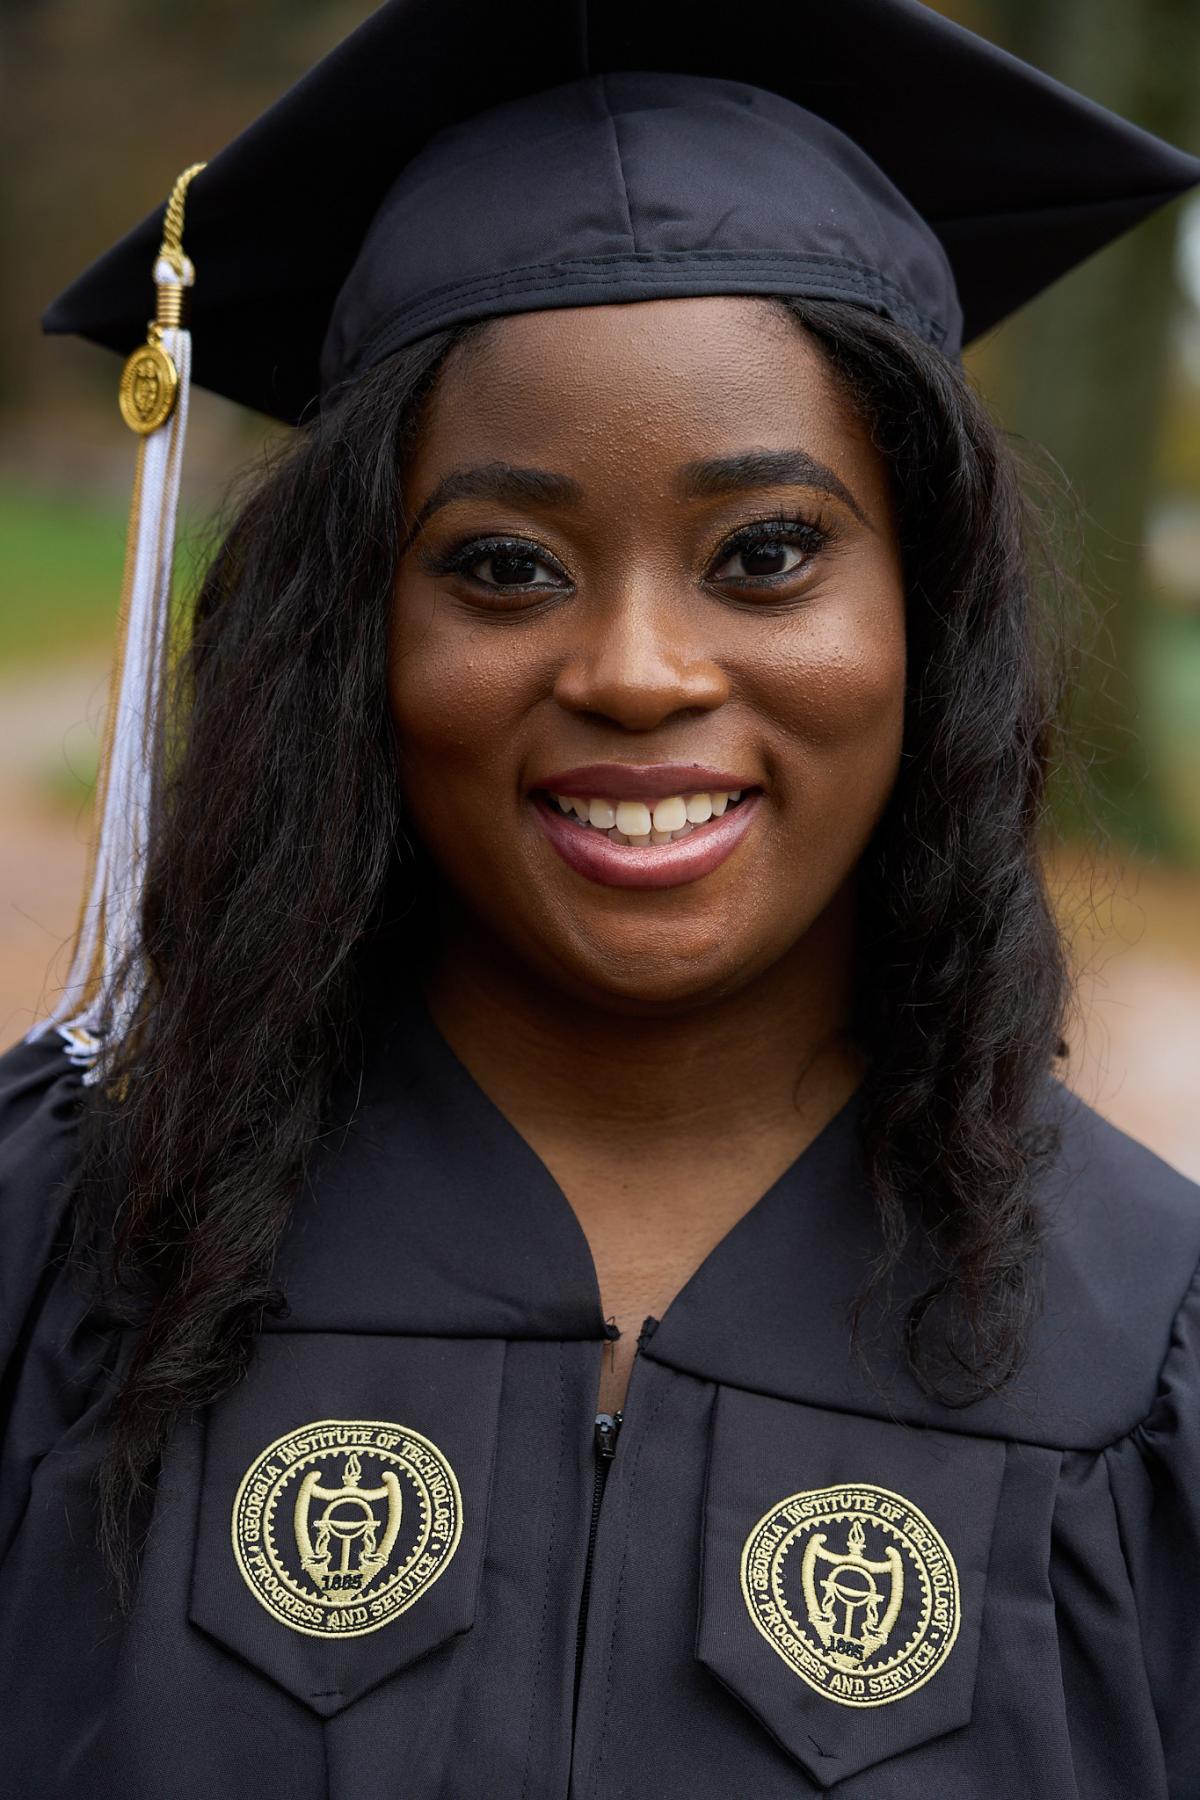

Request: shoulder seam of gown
left=1100, top=1239, right=1200, bottom=1451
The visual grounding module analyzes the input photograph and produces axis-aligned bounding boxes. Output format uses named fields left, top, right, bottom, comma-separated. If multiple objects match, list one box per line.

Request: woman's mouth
left=530, top=783, right=761, bottom=889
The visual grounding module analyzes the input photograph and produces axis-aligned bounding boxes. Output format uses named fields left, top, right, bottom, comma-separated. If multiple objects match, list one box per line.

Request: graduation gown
left=3, top=1001, right=1199, bottom=1799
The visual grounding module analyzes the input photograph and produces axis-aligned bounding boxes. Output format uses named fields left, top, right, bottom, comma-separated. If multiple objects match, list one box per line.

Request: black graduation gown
left=3, top=1003, right=1199, bottom=1799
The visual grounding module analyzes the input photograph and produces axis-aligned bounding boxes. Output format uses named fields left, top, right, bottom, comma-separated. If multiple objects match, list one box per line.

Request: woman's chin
left=510, top=904, right=813, bottom=1017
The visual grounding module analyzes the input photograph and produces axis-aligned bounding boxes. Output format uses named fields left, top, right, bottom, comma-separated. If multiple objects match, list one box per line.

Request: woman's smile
left=533, top=778, right=760, bottom=889
left=528, top=761, right=761, bottom=888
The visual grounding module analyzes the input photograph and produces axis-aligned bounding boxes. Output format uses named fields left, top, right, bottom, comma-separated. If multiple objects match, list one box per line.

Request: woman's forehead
left=414, top=298, right=862, bottom=469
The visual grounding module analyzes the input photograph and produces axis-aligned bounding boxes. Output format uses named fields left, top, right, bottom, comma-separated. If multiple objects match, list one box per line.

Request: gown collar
left=273, top=991, right=863, bottom=1349
left=270, top=994, right=1197, bottom=1450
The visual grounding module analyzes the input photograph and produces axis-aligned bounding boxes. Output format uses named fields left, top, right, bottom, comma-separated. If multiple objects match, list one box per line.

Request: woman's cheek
left=389, top=596, right=522, bottom=775
left=756, top=588, right=907, bottom=837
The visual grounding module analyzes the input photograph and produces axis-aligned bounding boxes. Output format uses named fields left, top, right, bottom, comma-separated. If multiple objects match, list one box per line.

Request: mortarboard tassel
left=30, top=164, right=205, bottom=1077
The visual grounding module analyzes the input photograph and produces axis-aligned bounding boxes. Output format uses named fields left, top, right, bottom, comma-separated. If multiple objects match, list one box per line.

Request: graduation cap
left=33, top=0, right=1200, bottom=1065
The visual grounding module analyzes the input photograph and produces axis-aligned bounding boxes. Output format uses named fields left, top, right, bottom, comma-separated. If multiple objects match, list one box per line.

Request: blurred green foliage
left=0, top=486, right=127, bottom=663
left=0, top=485, right=211, bottom=665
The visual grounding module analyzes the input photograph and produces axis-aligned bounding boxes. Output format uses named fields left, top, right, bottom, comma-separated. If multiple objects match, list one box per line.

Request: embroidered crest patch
left=232, top=1419, right=462, bottom=1639
left=740, top=1482, right=960, bottom=1707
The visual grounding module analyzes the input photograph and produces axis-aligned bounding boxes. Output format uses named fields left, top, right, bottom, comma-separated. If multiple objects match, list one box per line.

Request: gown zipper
left=573, top=1409, right=622, bottom=1708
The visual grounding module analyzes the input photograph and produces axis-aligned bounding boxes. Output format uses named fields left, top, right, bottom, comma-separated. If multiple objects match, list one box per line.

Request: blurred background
left=1, top=0, right=1198, bottom=1174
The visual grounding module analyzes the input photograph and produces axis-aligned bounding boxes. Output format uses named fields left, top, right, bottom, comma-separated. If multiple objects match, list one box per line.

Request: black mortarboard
left=44, top=0, right=1200, bottom=426
left=31, top=0, right=1200, bottom=1066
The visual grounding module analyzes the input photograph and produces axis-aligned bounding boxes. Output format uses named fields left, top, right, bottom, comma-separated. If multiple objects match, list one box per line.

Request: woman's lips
left=537, top=762, right=754, bottom=802
left=533, top=791, right=761, bottom=890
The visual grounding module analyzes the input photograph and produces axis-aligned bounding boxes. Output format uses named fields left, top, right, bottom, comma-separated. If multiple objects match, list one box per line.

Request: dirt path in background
left=1066, top=940, right=1200, bottom=1178
left=0, top=658, right=107, bottom=1041
left=2, top=660, right=1198, bottom=1177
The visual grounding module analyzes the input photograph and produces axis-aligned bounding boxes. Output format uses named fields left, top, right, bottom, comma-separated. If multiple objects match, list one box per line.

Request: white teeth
left=652, top=795, right=688, bottom=833
left=546, top=785, right=751, bottom=847
left=615, top=800, right=653, bottom=838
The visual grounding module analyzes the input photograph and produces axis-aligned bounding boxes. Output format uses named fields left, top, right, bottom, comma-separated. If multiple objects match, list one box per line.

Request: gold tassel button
left=118, top=333, right=180, bottom=435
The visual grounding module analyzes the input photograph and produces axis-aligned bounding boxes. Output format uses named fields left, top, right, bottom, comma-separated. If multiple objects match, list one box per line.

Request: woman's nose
left=552, top=590, right=730, bottom=731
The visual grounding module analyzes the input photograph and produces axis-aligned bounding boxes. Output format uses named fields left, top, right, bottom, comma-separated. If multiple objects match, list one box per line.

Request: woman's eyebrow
left=676, top=450, right=869, bottom=526
left=404, top=448, right=869, bottom=541
left=407, top=462, right=584, bottom=536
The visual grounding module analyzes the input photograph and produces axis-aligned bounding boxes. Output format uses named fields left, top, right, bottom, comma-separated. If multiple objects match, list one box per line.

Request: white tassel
left=30, top=169, right=203, bottom=1076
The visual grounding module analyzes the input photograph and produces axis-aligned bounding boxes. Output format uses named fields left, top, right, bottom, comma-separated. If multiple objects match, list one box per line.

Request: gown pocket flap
left=189, top=1334, right=503, bottom=1717
left=696, top=1387, right=1004, bottom=1790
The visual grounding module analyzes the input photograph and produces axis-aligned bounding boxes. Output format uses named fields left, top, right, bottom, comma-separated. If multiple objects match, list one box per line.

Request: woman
left=3, top=2, right=1199, bottom=1795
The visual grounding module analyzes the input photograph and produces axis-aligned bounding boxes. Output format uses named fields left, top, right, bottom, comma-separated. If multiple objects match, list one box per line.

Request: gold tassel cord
left=160, top=163, right=206, bottom=270
left=154, top=162, right=207, bottom=323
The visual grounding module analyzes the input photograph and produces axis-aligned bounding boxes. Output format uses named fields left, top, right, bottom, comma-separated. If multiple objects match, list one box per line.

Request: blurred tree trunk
left=986, top=0, right=1200, bottom=845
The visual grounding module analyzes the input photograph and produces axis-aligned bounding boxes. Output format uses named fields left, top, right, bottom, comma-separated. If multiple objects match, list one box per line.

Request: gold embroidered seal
left=740, top=1482, right=960, bottom=1707
left=231, top=1418, right=462, bottom=1639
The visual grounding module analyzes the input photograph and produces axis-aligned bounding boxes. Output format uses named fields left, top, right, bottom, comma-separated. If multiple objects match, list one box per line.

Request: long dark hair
left=76, top=297, right=1069, bottom=1589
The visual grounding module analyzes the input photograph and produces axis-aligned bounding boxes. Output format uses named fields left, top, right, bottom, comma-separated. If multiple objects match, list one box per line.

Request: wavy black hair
left=75, top=296, right=1070, bottom=1590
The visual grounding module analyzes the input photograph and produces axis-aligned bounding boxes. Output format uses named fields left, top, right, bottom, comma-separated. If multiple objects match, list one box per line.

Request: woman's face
left=389, top=296, right=906, bottom=1011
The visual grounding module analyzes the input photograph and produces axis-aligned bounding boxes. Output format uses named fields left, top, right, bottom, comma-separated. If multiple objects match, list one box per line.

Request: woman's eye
left=428, top=538, right=567, bottom=593
left=709, top=522, right=828, bottom=588
left=473, top=549, right=560, bottom=588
